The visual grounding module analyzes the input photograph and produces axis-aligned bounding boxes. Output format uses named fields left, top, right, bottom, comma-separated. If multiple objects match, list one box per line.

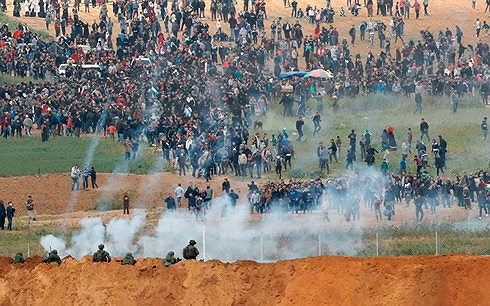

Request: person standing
left=477, top=190, right=488, bottom=220
left=423, top=0, right=429, bottom=15
left=482, top=117, right=488, bottom=140
left=222, top=178, right=231, bottom=194
left=419, top=118, right=430, bottom=142
left=204, top=185, right=214, bottom=209
left=81, top=165, right=90, bottom=190
left=349, top=24, right=356, bottom=45
left=414, top=193, right=424, bottom=221
left=413, top=89, right=422, bottom=115
left=123, top=192, right=130, bottom=214
left=346, top=149, right=356, bottom=170
left=312, top=112, right=321, bottom=135
left=124, top=138, right=132, bottom=160
left=373, top=195, right=382, bottom=220
left=275, top=156, right=283, bottom=179
left=165, top=193, right=177, bottom=213
left=26, top=195, right=36, bottom=224
left=328, top=139, right=338, bottom=163
left=228, top=189, right=239, bottom=209
left=175, top=183, right=185, bottom=207
left=412, top=0, right=421, bottom=19
left=89, top=167, right=98, bottom=189
left=6, top=202, right=15, bottom=231
left=475, top=18, right=481, bottom=38
left=295, top=116, right=304, bottom=141
left=0, top=201, right=5, bottom=230
left=406, top=128, right=413, bottom=148
left=291, top=0, right=298, bottom=17
left=70, top=163, right=81, bottom=191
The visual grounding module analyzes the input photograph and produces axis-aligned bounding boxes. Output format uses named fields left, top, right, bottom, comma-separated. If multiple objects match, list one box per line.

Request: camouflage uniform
left=182, top=240, right=199, bottom=260
left=121, top=253, right=136, bottom=265
left=163, top=251, right=179, bottom=267
left=13, top=253, right=25, bottom=264
left=42, top=250, right=62, bottom=266
left=93, top=244, right=111, bottom=262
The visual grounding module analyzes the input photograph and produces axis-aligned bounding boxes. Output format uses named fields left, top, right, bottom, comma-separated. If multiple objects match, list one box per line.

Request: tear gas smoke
left=41, top=189, right=367, bottom=261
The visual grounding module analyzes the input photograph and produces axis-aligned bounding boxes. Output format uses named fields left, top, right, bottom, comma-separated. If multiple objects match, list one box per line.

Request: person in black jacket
left=6, top=202, right=15, bottom=231
left=0, top=201, right=5, bottom=230
left=420, top=118, right=430, bottom=142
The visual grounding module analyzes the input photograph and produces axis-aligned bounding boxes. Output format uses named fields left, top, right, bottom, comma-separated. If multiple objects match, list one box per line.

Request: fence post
left=375, top=233, right=379, bottom=257
left=318, top=233, right=322, bottom=256
left=260, top=235, right=264, bottom=262
left=435, top=230, right=439, bottom=255
left=202, top=225, right=206, bottom=261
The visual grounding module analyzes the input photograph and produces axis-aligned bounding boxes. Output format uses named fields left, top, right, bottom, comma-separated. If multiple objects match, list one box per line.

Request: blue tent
left=279, top=71, right=307, bottom=78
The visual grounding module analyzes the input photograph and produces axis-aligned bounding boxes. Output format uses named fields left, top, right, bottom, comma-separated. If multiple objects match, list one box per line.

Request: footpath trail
left=0, top=254, right=488, bottom=305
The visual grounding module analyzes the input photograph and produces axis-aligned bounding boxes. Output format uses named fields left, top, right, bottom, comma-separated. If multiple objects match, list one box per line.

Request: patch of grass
left=359, top=224, right=490, bottom=256
left=0, top=74, right=44, bottom=85
left=0, top=136, right=165, bottom=177
left=0, top=221, right=75, bottom=257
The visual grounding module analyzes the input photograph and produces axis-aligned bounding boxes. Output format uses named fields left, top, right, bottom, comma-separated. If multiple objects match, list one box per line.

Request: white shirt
left=175, top=186, right=184, bottom=198
left=71, top=166, right=80, bottom=178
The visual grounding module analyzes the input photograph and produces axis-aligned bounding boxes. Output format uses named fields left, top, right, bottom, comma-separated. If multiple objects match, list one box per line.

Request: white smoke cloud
left=40, top=192, right=368, bottom=261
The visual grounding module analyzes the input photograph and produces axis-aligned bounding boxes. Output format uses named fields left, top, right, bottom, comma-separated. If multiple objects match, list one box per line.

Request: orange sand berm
left=0, top=255, right=489, bottom=305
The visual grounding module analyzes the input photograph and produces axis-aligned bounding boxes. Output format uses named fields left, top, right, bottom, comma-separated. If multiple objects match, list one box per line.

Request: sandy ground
left=0, top=254, right=488, bottom=305
left=0, top=172, right=251, bottom=214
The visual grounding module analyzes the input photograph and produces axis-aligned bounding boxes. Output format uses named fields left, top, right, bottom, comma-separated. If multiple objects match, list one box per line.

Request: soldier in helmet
left=13, top=252, right=25, bottom=264
left=163, top=251, right=179, bottom=267
left=93, top=244, right=111, bottom=262
left=182, top=240, right=200, bottom=260
left=121, top=253, right=136, bottom=265
left=42, top=250, right=62, bottom=266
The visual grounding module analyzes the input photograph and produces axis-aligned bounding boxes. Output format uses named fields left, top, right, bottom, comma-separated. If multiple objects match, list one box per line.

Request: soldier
left=13, top=252, right=25, bottom=264
left=163, top=251, right=179, bottom=267
left=121, top=253, right=136, bottom=265
left=182, top=240, right=200, bottom=260
left=93, top=244, right=111, bottom=262
left=42, top=250, right=62, bottom=266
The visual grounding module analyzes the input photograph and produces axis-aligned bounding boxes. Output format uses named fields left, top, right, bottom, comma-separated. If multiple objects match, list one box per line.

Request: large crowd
left=244, top=169, right=490, bottom=221
left=0, top=0, right=489, bottom=220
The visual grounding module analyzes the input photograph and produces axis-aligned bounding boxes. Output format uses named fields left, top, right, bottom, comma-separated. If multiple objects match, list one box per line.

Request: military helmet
left=126, top=253, right=132, bottom=256
left=189, top=240, right=196, bottom=245
left=98, top=244, right=104, bottom=250
left=52, top=250, right=58, bottom=254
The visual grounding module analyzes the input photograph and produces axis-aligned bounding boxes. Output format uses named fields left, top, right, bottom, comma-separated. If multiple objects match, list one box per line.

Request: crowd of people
left=245, top=168, right=490, bottom=221
left=0, top=0, right=489, bottom=225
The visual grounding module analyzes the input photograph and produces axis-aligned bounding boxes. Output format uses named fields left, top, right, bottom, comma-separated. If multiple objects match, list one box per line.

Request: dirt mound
left=0, top=255, right=488, bottom=305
